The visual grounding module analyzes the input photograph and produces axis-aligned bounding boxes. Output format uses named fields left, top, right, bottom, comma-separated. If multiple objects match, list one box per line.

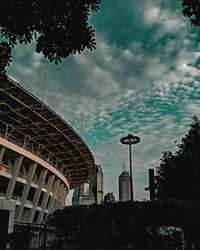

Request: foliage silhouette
left=182, top=0, right=200, bottom=26
left=0, top=0, right=100, bottom=73
left=156, top=116, right=200, bottom=201
left=48, top=201, right=200, bottom=249
left=0, top=42, right=12, bottom=73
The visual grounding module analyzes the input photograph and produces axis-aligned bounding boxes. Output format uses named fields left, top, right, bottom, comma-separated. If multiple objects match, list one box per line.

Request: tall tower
left=72, top=187, right=80, bottom=205
left=119, top=168, right=131, bottom=201
left=91, top=165, right=104, bottom=204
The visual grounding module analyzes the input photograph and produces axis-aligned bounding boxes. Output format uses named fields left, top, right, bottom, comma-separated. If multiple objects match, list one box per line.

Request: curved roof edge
left=0, top=73, right=95, bottom=189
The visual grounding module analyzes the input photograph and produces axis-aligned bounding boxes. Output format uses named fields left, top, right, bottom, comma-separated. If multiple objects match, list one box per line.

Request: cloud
left=144, top=7, right=160, bottom=23
left=84, top=81, right=198, bottom=199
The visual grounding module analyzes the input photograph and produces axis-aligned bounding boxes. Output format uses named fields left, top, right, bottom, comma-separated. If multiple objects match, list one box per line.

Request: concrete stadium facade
left=0, top=74, right=95, bottom=230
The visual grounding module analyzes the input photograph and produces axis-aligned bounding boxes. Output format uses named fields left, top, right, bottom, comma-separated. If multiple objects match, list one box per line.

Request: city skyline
left=72, top=165, right=104, bottom=205
left=6, top=0, right=200, bottom=204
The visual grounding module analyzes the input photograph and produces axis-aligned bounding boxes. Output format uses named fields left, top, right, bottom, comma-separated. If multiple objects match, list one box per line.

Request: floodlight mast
left=120, top=134, right=140, bottom=201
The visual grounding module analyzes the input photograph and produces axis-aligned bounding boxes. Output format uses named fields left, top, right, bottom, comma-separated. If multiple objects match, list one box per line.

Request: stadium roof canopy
left=0, top=74, right=95, bottom=188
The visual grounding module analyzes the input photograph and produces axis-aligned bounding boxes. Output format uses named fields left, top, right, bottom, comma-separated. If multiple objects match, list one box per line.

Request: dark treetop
left=182, top=0, right=200, bottom=26
left=156, top=116, right=200, bottom=202
left=47, top=201, right=200, bottom=249
left=0, top=0, right=100, bottom=73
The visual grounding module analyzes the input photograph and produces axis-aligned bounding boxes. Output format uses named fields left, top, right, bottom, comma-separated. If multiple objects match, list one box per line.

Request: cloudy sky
left=7, top=0, right=200, bottom=204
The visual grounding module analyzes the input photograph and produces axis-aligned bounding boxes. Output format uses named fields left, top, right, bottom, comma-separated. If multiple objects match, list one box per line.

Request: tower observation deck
left=0, top=74, right=95, bottom=226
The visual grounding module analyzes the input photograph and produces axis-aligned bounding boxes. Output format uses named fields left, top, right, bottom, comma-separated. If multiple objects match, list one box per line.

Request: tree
left=0, top=0, right=100, bottom=73
left=182, top=0, right=200, bottom=26
left=156, top=116, right=200, bottom=201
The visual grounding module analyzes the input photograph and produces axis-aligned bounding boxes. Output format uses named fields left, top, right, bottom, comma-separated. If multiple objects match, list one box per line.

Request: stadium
left=0, top=74, right=95, bottom=232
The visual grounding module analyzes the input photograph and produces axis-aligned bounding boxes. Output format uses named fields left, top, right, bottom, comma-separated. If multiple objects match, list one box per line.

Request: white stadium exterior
left=0, top=74, right=95, bottom=231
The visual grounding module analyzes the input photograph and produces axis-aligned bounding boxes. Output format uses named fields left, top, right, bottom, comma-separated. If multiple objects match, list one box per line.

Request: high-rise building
left=71, top=187, right=80, bottom=205
left=72, top=164, right=104, bottom=205
left=91, top=164, right=104, bottom=204
left=119, top=170, right=131, bottom=201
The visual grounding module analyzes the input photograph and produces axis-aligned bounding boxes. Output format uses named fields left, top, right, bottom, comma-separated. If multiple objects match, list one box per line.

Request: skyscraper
left=119, top=170, right=131, bottom=201
left=91, top=164, right=104, bottom=204
left=72, top=164, right=104, bottom=205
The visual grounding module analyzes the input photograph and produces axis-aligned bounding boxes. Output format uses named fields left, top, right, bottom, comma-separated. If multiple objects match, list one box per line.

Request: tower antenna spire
left=123, top=161, right=126, bottom=172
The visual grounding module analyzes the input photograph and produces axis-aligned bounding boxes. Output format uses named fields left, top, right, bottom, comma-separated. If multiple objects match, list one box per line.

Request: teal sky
left=7, top=0, right=200, bottom=204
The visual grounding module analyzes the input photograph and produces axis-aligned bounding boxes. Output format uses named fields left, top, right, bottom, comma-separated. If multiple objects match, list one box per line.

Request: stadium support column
left=37, top=174, right=55, bottom=223
left=53, top=183, right=64, bottom=211
left=62, top=188, right=68, bottom=207
left=60, top=186, right=67, bottom=207
left=0, top=147, right=5, bottom=162
left=5, top=156, right=24, bottom=200
left=15, top=163, right=37, bottom=221
left=47, top=179, right=60, bottom=213
left=28, top=169, right=47, bottom=223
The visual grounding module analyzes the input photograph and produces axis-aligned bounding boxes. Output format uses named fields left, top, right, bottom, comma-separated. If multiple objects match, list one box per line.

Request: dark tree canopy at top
left=182, top=0, right=200, bottom=26
left=0, top=0, right=100, bottom=73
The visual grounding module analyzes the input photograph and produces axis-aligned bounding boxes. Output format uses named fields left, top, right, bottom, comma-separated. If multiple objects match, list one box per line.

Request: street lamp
left=120, top=134, right=140, bottom=201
